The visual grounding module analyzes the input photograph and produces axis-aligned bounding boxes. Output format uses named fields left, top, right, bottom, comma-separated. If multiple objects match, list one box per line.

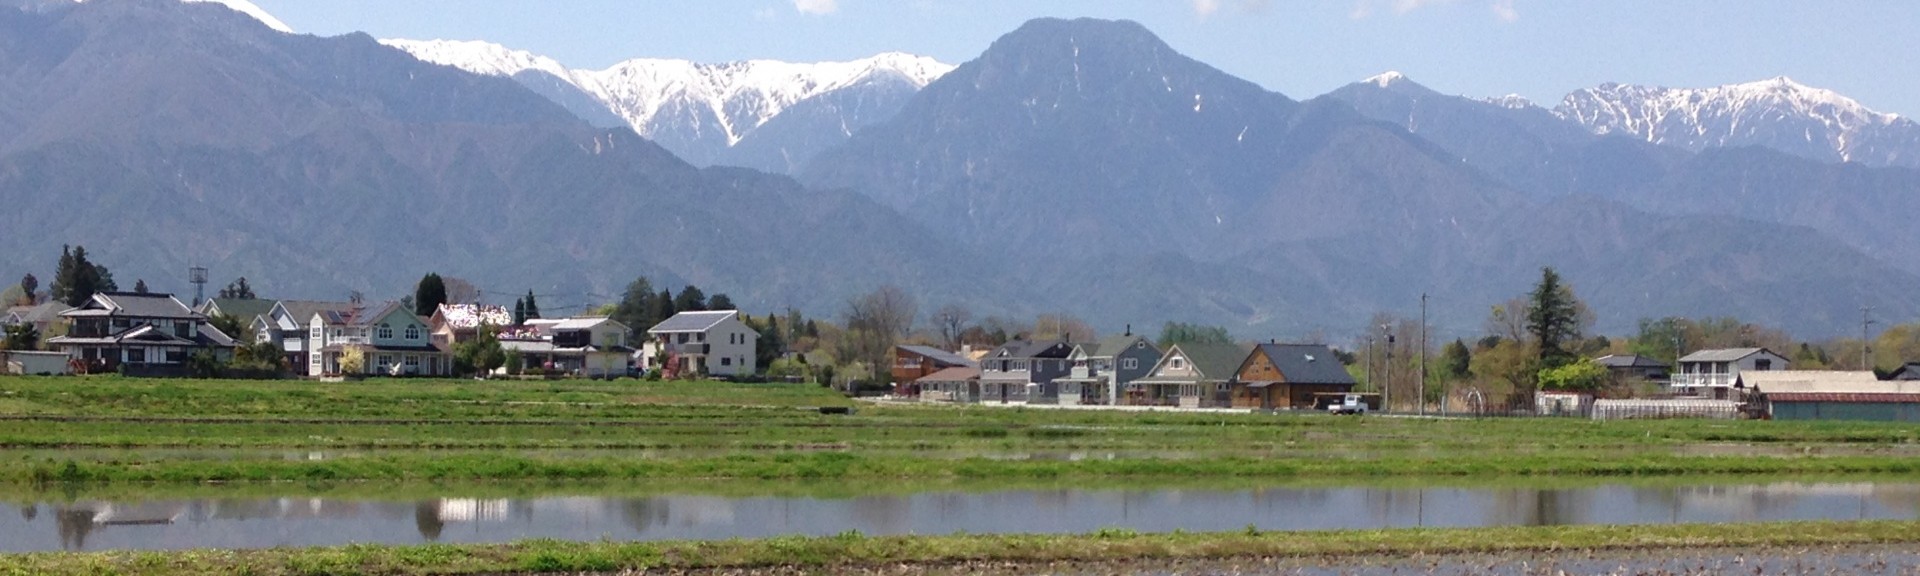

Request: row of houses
left=3, top=291, right=764, bottom=379
left=893, top=336, right=1357, bottom=410
left=1591, top=347, right=1920, bottom=422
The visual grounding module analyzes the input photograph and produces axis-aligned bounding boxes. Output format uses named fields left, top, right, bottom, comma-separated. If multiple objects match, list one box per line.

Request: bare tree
left=1031, top=313, right=1097, bottom=342
left=934, top=303, right=972, bottom=350
left=443, top=277, right=481, bottom=305
left=839, top=285, right=918, bottom=391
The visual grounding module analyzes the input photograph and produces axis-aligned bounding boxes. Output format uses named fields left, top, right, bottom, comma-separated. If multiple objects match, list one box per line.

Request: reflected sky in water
left=6, top=481, right=1919, bottom=552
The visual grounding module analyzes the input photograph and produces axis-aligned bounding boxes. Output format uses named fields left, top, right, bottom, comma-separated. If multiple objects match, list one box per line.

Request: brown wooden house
left=892, top=345, right=977, bottom=390
left=1230, top=343, right=1356, bottom=410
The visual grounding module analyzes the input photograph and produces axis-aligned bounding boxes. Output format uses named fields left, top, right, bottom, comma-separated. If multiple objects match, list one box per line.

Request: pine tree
left=523, top=290, right=540, bottom=319
left=218, top=277, right=255, bottom=299
left=134, top=279, right=149, bottom=294
left=674, top=285, right=707, bottom=312
left=512, top=298, right=527, bottom=326
left=91, top=263, right=115, bottom=293
left=52, top=245, right=104, bottom=307
left=413, top=273, right=447, bottom=317
left=612, top=277, right=656, bottom=331
left=1526, top=267, right=1582, bottom=369
left=1440, top=338, right=1472, bottom=380
left=707, top=293, right=735, bottom=311
left=651, top=288, right=677, bottom=322
left=49, top=245, right=75, bottom=305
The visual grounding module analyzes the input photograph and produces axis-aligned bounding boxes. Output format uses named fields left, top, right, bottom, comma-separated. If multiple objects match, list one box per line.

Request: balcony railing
left=1672, top=373, right=1735, bottom=388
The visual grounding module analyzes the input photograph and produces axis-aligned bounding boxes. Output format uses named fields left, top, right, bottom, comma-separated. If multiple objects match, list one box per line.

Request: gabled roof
left=1252, top=343, right=1355, bottom=385
left=1086, top=334, right=1156, bottom=358
left=553, top=316, right=628, bottom=331
left=1594, top=354, right=1669, bottom=369
left=916, top=366, right=980, bottom=383
left=898, top=345, right=975, bottom=368
left=317, top=302, right=412, bottom=328
left=987, top=339, right=1072, bottom=360
left=66, top=292, right=200, bottom=320
left=1678, top=348, right=1781, bottom=363
left=1746, top=371, right=1903, bottom=395
left=1144, top=342, right=1254, bottom=382
left=648, top=311, right=740, bottom=333
left=274, top=300, right=359, bottom=328
left=200, top=298, right=275, bottom=322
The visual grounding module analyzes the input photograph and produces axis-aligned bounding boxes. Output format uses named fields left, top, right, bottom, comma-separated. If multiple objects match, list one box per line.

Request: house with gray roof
left=1594, top=354, right=1670, bottom=382
left=309, top=302, right=448, bottom=377
left=977, top=339, right=1073, bottom=404
left=642, top=310, right=758, bottom=378
left=196, top=298, right=276, bottom=328
left=1129, top=342, right=1254, bottom=408
left=258, top=300, right=359, bottom=375
left=47, top=292, right=236, bottom=375
left=1230, top=343, right=1356, bottom=410
left=1674, top=347, right=1788, bottom=399
left=501, top=316, right=635, bottom=378
left=4, top=301, right=69, bottom=335
left=1053, top=333, right=1160, bottom=406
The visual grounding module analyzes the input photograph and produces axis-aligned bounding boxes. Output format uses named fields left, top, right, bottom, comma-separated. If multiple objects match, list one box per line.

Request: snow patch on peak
left=380, top=39, right=572, bottom=80
left=1555, top=76, right=1911, bottom=164
left=1483, top=94, right=1535, bottom=110
left=1364, top=71, right=1407, bottom=88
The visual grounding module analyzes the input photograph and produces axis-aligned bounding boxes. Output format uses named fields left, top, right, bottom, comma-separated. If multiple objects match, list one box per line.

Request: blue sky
left=250, top=0, right=1920, bottom=115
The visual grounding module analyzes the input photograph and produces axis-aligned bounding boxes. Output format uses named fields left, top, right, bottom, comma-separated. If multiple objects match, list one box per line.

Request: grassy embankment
left=3, top=375, right=1920, bottom=485
left=4, top=520, right=1920, bottom=575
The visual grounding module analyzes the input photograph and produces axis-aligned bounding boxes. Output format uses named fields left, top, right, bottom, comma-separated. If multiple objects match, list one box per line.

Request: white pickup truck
left=1328, top=393, right=1369, bottom=415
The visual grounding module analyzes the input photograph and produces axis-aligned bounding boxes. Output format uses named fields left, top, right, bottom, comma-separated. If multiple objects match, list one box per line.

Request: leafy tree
left=756, top=314, right=785, bottom=371
left=1470, top=338, right=1538, bottom=399
left=1525, top=267, right=1583, bottom=369
left=412, top=273, right=447, bottom=317
left=442, top=277, right=480, bottom=305
left=1156, top=322, right=1231, bottom=348
left=673, top=285, right=707, bottom=312
left=208, top=314, right=249, bottom=341
left=1538, top=357, right=1609, bottom=392
left=611, top=277, right=657, bottom=331
left=17, top=273, right=37, bottom=304
left=0, top=284, right=25, bottom=308
left=803, top=319, right=819, bottom=339
left=338, top=347, right=365, bottom=374
left=230, top=342, right=286, bottom=373
left=453, top=328, right=507, bottom=377
left=187, top=349, right=222, bottom=378
left=1628, top=317, right=1688, bottom=365
left=3, top=324, right=39, bottom=351
left=707, top=293, right=735, bottom=311
left=217, top=277, right=256, bottom=299
left=503, top=348, right=523, bottom=376
left=1439, top=338, right=1472, bottom=380
left=522, top=290, right=540, bottom=320
left=133, top=279, right=149, bottom=294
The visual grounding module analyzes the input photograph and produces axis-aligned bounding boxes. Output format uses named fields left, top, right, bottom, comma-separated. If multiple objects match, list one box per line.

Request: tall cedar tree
left=18, top=273, right=37, bottom=304
left=512, top=298, right=527, bottom=325
left=674, top=285, right=707, bottom=312
left=218, top=277, right=255, bottom=299
left=612, top=277, right=656, bottom=331
left=52, top=245, right=108, bottom=307
left=756, top=312, right=785, bottom=369
left=133, top=279, right=149, bottom=294
left=1526, top=267, right=1582, bottom=369
left=1440, top=338, right=1472, bottom=380
left=522, top=290, right=540, bottom=319
left=652, top=288, right=677, bottom=323
left=92, top=264, right=116, bottom=293
left=413, top=273, right=447, bottom=317
left=707, top=293, right=735, bottom=311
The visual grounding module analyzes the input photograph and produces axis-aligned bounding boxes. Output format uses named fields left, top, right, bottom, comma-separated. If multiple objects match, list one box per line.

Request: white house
left=1673, top=347, right=1789, bottom=399
left=256, top=300, right=358, bottom=376
left=309, top=302, right=449, bottom=377
left=642, top=311, right=758, bottom=378
left=501, top=316, right=634, bottom=378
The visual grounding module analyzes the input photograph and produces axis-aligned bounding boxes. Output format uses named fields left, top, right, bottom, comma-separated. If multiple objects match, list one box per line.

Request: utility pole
left=1383, top=324, right=1394, bottom=413
left=1365, top=336, right=1374, bottom=401
left=1862, top=306, right=1876, bottom=371
left=1419, top=293, right=1428, bottom=417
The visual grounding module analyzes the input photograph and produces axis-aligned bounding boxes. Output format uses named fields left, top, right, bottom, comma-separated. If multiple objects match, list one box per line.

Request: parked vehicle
left=1329, top=393, right=1369, bottom=415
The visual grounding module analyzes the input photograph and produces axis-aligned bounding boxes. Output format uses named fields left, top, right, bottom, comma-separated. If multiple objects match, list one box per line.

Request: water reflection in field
left=5, top=481, right=1918, bottom=552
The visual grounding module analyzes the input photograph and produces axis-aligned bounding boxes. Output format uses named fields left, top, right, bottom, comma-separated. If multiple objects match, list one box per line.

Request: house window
left=128, top=348, right=146, bottom=363
left=377, top=354, right=393, bottom=371
left=1755, top=359, right=1772, bottom=371
left=1217, top=382, right=1229, bottom=392
left=166, top=349, right=185, bottom=363
left=1171, top=358, right=1186, bottom=369
left=1123, top=358, right=1138, bottom=370
left=405, top=355, right=419, bottom=368
left=377, top=323, right=393, bottom=339
left=176, top=323, right=193, bottom=338
left=721, top=357, right=732, bottom=366
left=405, top=324, right=420, bottom=340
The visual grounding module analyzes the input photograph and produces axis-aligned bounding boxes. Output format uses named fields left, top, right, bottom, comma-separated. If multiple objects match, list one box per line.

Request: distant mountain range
left=380, top=39, right=952, bottom=174
left=4, top=0, right=1918, bottom=339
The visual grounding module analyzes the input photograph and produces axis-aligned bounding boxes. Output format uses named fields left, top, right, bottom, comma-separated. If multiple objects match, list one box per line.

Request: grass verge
left=2, top=520, right=1917, bottom=575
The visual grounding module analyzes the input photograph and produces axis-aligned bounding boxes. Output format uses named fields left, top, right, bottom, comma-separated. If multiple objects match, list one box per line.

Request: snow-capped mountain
left=381, top=38, right=954, bottom=172
left=1555, top=76, right=1920, bottom=168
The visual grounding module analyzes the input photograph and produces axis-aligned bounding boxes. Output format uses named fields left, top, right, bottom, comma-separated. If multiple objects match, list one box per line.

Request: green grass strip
left=2, top=520, right=1917, bottom=575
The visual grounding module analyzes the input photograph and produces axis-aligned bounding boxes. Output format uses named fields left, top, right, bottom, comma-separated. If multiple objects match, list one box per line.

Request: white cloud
left=1491, top=0, right=1519, bottom=22
left=1192, top=0, right=1221, bottom=17
left=793, top=0, right=838, bottom=15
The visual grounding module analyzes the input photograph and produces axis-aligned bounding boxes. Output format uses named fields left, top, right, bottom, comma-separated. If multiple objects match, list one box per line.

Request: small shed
left=2, top=351, right=72, bottom=375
